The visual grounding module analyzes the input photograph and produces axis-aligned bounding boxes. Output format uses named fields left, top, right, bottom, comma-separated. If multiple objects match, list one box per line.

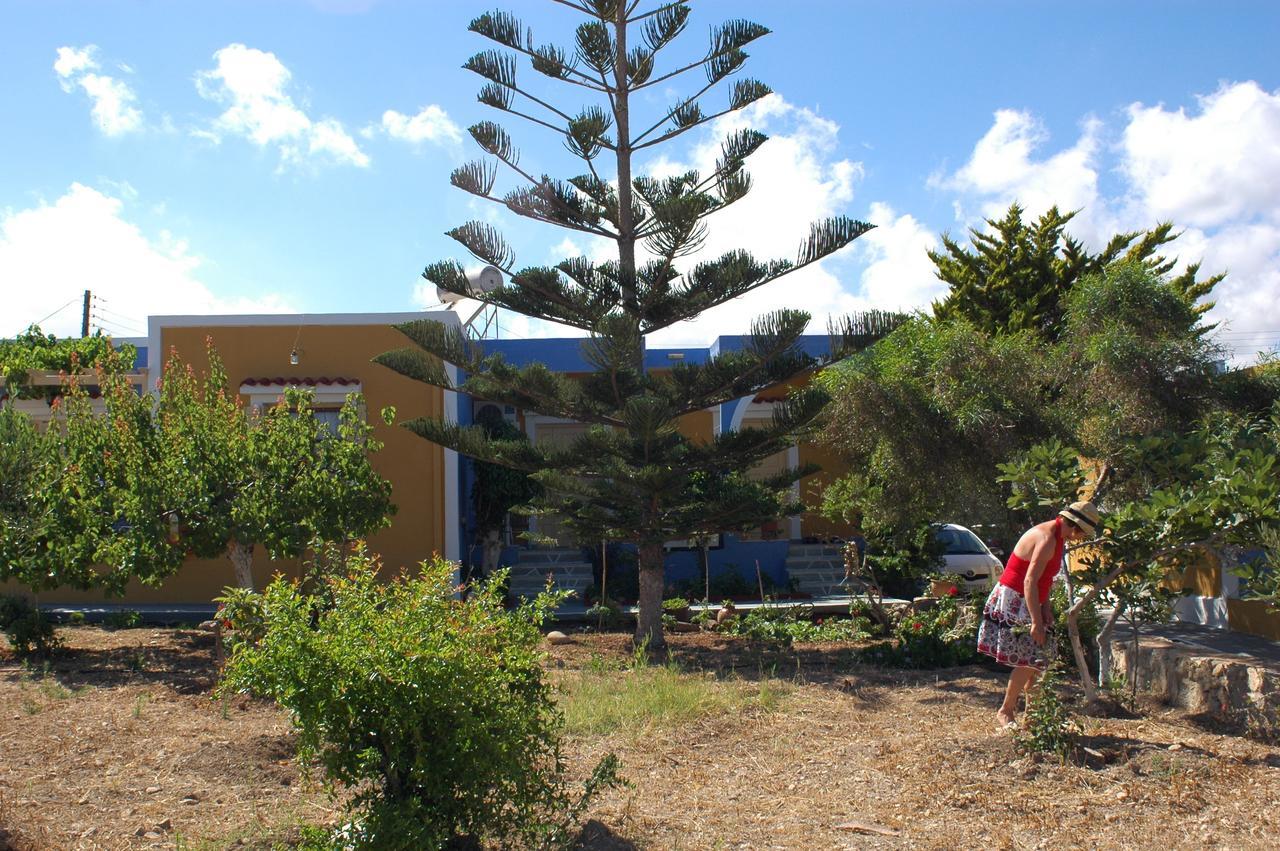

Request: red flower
left=912, top=622, right=923, bottom=631
left=948, top=587, right=960, bottom=596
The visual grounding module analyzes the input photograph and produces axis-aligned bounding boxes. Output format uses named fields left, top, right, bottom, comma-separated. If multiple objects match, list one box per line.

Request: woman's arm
left=1023, top=528, right=1053, bottom=645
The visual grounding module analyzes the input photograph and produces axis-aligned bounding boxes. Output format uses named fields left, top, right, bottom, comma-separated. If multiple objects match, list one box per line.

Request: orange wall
left=1228, top=599, right=1280, bottom=641
left=9, top=321, right=447, bottom=605
left=678, top=410, right=714, bottom=444
left=798, top=442, right=854, bottom=540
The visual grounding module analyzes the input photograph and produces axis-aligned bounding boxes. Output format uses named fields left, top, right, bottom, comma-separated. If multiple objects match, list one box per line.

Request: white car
left=934, top=524, right=1002, bottom=589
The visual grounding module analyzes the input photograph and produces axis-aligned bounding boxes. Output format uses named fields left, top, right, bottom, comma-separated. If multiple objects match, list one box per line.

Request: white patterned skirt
left=976, top=584, right=1051, bottom=671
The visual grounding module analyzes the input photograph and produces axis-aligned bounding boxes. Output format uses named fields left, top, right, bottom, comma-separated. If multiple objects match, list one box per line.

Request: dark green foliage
left=219, top=551, right=622, bottom=849
left=818, top=316, right=1057, bottom=553
left=471, top=405, right=541, bottom=537
left=379, top=2, right=883, bottom=648
left=0, top=595, right=60, bottom=658
left=1058, top=262, right=1229, bottom=465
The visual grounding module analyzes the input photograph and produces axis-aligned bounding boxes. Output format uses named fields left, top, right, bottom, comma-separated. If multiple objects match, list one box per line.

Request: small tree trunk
left=1095, top=599, right=1126, bottom=688
left=228, top=540, right=255, bottom=590
left=635, top=542, right=666, bottom=651
left=1066, top=606, right=1100, bottom=705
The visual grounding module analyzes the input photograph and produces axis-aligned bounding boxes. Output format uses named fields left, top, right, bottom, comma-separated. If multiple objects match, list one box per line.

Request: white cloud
left=1121, top=82, right=1280, bottom=229
left=0, top=184, right=292, bottom=339
left=195, top=44, right=369, bottom=169
left=549, top=237, right=582, bottom=260
left=54, top=45, right=144, bottom=136
left=934, top=81, right=1280, bottom=361
left=379, top=105, right=462, bottom=147
left=856, top=203, right=943, bottom=311
left=53, top=46, right=96, bottom=84
left=933, top=109, right=1106, bottom=243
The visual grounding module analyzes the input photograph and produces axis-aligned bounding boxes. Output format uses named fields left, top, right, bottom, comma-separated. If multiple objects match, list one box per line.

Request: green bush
left=721, top=604, right=871, bottom=645
left=218, top=552, right=622, bottom=850
left=213, top=585, right=269, bottom=649
left=859, top=593, right=982, bottom=669
left=102, top=609, right=142, bottom=629
left=0, top=595, right=60, bottom=658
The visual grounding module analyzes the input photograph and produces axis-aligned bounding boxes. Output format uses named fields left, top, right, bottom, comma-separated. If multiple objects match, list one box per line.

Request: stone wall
left=1109, top=635, right=1279, bottom=734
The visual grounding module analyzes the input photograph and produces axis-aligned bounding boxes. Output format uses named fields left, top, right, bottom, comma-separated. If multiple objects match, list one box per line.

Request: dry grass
left=2, top=628, right=1279, bottom=849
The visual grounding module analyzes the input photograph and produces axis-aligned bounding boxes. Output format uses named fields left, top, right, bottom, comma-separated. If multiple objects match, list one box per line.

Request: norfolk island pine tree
left=375, top=1, right=898, bottom=649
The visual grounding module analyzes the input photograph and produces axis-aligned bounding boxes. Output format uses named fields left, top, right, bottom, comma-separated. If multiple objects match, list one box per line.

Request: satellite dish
left=436, top=265, right=503, bottom=307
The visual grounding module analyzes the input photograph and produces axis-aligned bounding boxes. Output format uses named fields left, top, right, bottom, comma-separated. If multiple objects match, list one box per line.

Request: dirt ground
left=2, top=628, right=1279, bottom=850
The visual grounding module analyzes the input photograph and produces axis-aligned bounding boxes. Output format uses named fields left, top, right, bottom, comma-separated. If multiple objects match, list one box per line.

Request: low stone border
left=1109, top=634, right=1280, bottom=733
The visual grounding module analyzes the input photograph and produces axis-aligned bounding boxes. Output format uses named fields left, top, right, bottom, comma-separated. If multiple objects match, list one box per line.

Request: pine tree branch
left=627, top=0, right=692, bottom=26
left=631, top=76, right=718, bottom=146
left=634, top=103, right=738, bottom=150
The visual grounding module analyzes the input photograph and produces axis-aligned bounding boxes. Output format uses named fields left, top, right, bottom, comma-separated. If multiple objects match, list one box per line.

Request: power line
left=26, top=298, right=79, bottom=330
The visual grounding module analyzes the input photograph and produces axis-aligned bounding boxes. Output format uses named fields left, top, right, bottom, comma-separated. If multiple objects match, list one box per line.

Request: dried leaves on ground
left=2, top=628, right=1278, bottom=849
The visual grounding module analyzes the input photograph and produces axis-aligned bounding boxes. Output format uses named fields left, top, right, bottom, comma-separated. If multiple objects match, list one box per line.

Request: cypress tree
left=376, top=0, right=891, bottom=648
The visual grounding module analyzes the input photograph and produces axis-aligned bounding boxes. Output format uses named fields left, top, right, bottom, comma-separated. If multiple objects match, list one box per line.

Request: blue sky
left=3, top=0, right=1279, bottom=357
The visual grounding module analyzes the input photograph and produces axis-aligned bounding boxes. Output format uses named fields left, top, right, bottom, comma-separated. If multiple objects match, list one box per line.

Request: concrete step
left=517, top=548, right=590, bottom=564
left=788, top=544, right=844, bottom=558
left=508, top=550, right=594, bottom=602
left=504, top=560, right=593, bottom=573
left=786, top=557, right=845, bottom=569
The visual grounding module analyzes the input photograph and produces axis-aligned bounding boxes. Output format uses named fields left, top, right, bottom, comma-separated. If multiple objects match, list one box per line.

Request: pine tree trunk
left=612, top=1, right=636, bottom=315
left=635, top=542, right=667, bottom=650
left=228, top=540, right=255, bottom=590
left=482, top=527, right=503, bottom=577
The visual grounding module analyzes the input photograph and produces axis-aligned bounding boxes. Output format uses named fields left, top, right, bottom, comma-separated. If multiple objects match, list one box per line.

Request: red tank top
left=998, top=518, right=1065, bottom=600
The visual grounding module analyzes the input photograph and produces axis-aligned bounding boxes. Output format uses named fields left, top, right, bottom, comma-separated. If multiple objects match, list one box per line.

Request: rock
left=157, top=818, right=172, bottom=831
left=1168, top=742, right=1184, bottom=751
left=198, top=620, right=219, bottom=630
left=181, top=795, right=200, bottom=805
left=545, top=630, right=573, bottom=645
left=145, top=785, right=162, bottom=794
left=144, top=831, right=163, bottom=840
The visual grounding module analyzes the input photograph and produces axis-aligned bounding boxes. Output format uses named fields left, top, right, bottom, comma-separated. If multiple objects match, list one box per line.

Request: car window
left=936, top=527, right=989, bottom=555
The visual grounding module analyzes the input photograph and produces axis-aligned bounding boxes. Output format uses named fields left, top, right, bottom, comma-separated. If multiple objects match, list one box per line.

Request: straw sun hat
left=1059, top=501, right=1102, bottom=535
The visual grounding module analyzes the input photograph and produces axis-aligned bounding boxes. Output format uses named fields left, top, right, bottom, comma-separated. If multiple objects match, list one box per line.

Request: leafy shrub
left=1017, top=664, right=1080, bottom=760
left=584, top=599, right=626, bottom=630
left=721, top=604, right=871, bottom=645
left=219, top=552, right=622, bottom=850
left=213, top=585, right=269, bottom=649
left=0, top=595, right=60, bottom=657
left=67, top=611, right=86, bottom=626
left=102, top=609, right=142, bottom=629
left=859, top=593, right=982, bottom=669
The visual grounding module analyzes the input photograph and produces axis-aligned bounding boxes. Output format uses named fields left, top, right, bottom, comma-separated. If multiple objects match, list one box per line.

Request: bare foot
left=995, top=710, right=1016, bottom=731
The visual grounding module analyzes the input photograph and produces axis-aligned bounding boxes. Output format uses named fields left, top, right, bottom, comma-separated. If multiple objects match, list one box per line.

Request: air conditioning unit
left=473, top=401, right=518, bottom=427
